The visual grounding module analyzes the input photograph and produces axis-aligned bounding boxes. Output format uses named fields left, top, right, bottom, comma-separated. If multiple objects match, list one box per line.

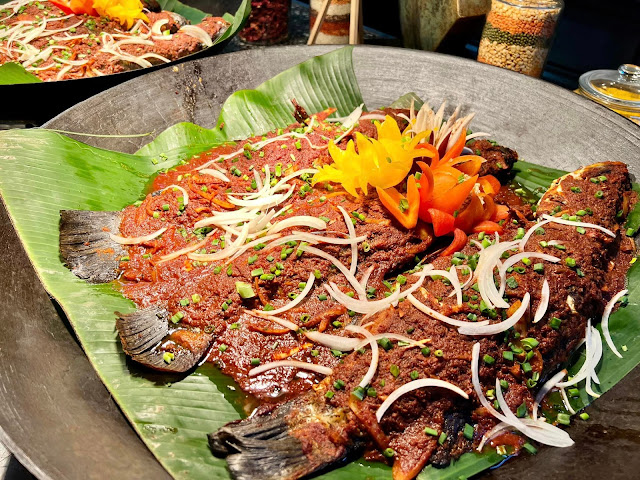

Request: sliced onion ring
left=601, top=289, right=628, bottom=359
left=541, top=214, right=615, bottom=238
left=534, top=279, right=550, bottom=323
left=109, top=227, right=166, bottom=245
left=376, top=379, right=468, bottom=422
left=249, top=360, right=332, bottom=377
left=458, top=293, right=530, bottom=336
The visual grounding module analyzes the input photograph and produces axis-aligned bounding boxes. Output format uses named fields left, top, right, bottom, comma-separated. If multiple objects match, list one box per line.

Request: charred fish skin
left=210, top=393, right=363, bottom=480
left=59, top=210, right=125, bottom=283
left=116, top=307, right=213, bottom=373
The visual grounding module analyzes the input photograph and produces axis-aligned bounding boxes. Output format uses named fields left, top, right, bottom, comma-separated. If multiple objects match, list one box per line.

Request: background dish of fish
left=0, top=0, right=250, bottom=125
left=1, top=45, right=640, bottom=480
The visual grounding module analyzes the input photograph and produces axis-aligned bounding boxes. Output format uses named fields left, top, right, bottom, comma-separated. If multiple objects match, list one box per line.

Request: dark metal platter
left=1, top=45, right=640, bottom=480
left=0, top=0, right=243, bottom=125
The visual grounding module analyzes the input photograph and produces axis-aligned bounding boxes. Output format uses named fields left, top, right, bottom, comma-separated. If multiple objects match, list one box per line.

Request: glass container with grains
left=577, top=64, right=640, bottom=125
left=477, top=0, right=563, bottom=78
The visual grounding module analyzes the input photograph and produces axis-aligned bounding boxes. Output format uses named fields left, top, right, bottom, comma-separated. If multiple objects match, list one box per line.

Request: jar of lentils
left=477, top=0, right=563, bottom=78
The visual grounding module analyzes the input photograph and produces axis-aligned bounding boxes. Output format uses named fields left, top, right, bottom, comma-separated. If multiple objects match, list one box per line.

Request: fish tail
left=59, top=209, right=124, bottom=283
left=210, top=395, right=362, bottom=480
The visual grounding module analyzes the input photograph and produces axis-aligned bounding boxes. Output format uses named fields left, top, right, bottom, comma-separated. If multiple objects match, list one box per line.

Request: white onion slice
left=325, top=269, right=428, bottom=315
left=267, top=216, right=327, bottom=234
left=541, top=214, right=615, bottom=238
left=376, top=379, right=469, bottom=422
left=345, top=325, right=379, bottom=388
left=224, top=233, right=283, bottom=264
left=475, top=240, right=519, bottom=310
left=188, top=223, right=249, bottom=261
left=253, top=272, right=315, bottom=316
left=601, top=289, right=628, bottom=359
left=339, top=103, right=364, bottom=131
left=304, top=331, right=361, bottom=351
left=359, top=113, right=387, bottom=122
left=477, top=421, right=512, bottom=451
left=300, top=245, right=367, bottom=299
left=265, top=231, right=367, bottom=248
left=519, top=220, right=551, bottom=251
left=199, top=168, right=230, bottom=182
left=458, top=293, right=530, bottom=336
left=161, top=184, right=189, bottom=206
left=151, top=19, right=169, bottom=36
left=179, top=25, right=214, bottom=47
left=559, top=387, right=577, bottom=415
left=244, top=310, right=299, bottom=331
left=157, top=238, right=209, bottom=263
left=249, top=360, right=332, bottom=377
left=407, top=293, right=490, bottom=328
left=534, top=279, right=550, bottom=323
left=109, top=227, right=167, bottom=245
left=448, top=265, right=474, bottom=296
left=533, top=369, right=567, bottom=420
left=359, top=265, right=375, bottom=289
left=498, top=252, right=560, bottom=297
left=337, top=206, right=358, bottom=275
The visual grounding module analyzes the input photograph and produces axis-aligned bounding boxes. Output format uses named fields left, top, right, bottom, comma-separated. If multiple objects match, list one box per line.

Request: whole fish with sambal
left=60, top=100, right=636, bottom=479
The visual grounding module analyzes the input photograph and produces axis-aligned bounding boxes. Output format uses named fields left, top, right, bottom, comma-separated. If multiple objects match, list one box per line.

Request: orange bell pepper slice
left=440, top=132, right=467, bottom=165
left=416, top=143, right=440, bottom=169
left=454, top=194, right=484, bottom=233
left=376, top=175, right=420, bottom=229
left=492, top=204, right=510, bottom=222
left=428, top=174, right=478, bottom=215
left=472, top=220, right=504, bottom=235
left=445, top=155, right=484, bottom=176
left=416, top=162, right=434, bottom=222
left=440, top=228, right=468, bottom=256
left=427, top=208, right=455, bottom=237
left=478, top=175, right=501, bottom=195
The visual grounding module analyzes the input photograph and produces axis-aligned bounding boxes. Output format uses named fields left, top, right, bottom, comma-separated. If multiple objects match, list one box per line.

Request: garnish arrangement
left=1, top=48, right=639, bottom=480
left=0, top=0, right=249, bottom=81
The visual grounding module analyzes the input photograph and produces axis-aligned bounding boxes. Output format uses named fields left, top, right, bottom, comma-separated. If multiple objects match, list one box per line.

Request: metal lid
left=579, top=64, right=640, bottom=113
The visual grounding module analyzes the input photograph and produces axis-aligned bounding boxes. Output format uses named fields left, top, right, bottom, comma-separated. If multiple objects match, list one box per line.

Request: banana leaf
left=0, top=46, right=639, bottom=480
left=0, top=0, right=251, bottom=85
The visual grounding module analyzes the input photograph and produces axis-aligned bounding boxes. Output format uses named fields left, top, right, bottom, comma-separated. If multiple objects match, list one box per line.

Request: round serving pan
left=2, top=45, right=640, bottom=480
left=0, top=0, right=244, bottom=125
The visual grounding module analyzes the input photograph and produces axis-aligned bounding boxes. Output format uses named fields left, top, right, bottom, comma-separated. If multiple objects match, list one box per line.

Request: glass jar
left=477, top=0, right=563, bottom=78
left=577, top=64, right=640, bottom=125
left=239, top=0, right=292, bottom=45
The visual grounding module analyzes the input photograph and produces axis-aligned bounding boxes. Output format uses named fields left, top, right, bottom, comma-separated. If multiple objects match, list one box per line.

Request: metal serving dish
left=1, top=45, right=640, bottom=479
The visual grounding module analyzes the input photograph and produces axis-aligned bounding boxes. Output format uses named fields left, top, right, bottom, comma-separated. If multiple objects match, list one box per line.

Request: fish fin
left=210, top=398, right=361, bottom=480
left=116, top=307, right=212, bottom=373
left=210, top=402, right=311, bottom=480
left=429, top=410, right=470, bottom=468
left=59, top=210, right=124, bottom=283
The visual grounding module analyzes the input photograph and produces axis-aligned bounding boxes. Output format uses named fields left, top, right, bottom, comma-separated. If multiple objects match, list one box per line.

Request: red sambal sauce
left=115, top=118, right=372, bottom=401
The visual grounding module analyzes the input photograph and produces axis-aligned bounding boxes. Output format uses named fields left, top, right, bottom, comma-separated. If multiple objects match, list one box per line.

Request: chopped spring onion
left=376, top=378, right=468, bottom=422
left=236, top=281, right=256, bottom=299
left=248, top=360, right=333, bottom=377
left=109, top=227, right=167, bottom=245
left=601, top=289, right=628, bottom=358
